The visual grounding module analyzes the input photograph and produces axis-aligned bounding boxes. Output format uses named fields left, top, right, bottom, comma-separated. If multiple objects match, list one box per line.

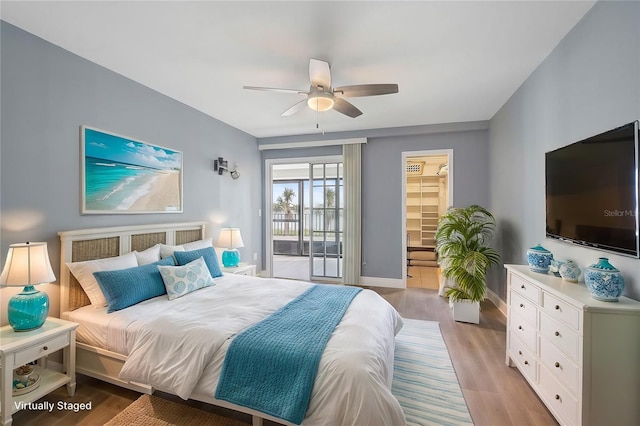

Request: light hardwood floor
left=11, top=280, right=557, bottom=426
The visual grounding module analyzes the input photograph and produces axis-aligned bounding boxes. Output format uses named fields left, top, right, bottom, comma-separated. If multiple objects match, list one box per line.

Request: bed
left=58, top=222, right=406, bottom=426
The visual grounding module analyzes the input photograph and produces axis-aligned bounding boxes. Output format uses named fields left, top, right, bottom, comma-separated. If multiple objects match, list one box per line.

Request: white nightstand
left=221, top=263, right=256, bottom=277
left=0, top=317, right=78, bottom=426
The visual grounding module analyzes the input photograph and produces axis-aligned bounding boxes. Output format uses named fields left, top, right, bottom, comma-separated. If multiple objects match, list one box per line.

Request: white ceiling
left=1, top=1, right=596, bottom=138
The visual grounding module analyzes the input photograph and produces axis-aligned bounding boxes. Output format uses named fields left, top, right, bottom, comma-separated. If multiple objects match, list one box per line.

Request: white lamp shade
left=217, top=228, right=245, bottom=249
left=0, top=242, right=56, bottom=287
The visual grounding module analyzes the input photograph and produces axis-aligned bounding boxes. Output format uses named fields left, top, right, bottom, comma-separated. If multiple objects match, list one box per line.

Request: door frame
left=264, top=155, right=343, bottom=279
left=401, top=149, right=454, bottom=287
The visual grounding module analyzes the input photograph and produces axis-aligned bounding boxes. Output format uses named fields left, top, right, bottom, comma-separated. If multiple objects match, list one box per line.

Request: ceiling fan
left=243, top=59, right=399, bottom=118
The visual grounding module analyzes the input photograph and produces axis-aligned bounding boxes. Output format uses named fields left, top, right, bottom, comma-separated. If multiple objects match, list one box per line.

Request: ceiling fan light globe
left=307, top=95, right=334, bottom=112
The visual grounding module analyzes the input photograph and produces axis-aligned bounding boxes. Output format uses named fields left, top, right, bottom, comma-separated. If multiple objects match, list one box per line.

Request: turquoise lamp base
left=8, top=285, right=49, bottom=332
left=221, top=249, right=240, bottom=268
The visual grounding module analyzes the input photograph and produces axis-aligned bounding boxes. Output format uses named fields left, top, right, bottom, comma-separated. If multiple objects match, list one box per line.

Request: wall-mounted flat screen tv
left=545, top=120, right=639, bottom=258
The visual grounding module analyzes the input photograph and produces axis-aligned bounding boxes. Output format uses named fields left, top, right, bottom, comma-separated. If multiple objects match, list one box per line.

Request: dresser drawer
left=510, top=290, right=537, bottom=326
left=511, top=274, right=540, bottom=303
left=509, top=332, right=538, bottom=384
left=541, top=292, right=580, bottom=331
left=539, top=364, right=579, bottom=426
left=14, top=333, right=69, bottom=366
left=510, top=311, right=537, bottom=352
left=539, top=336, right=580, bottom=395
left=540, top=313, right=579, bottom=362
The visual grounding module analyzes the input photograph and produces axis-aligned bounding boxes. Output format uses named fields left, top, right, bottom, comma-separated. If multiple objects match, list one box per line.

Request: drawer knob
left=518, top=326, right=523, bottom=330
left=555, top=394, right=560, bottom=400
left=521, top=285, right=525, bottom=289
left=555, top=362, right=560, bottom=368
left=43, top=346, right=48, bottom=351
left=519, top=303, right=524, bottom=308
left=555, top=331, right=560, bottom=337
left=524, top=361, right=529, bottom=365
left=518, top=351, right=523, bottom=355
left=555, top=305, right=560, bottom=310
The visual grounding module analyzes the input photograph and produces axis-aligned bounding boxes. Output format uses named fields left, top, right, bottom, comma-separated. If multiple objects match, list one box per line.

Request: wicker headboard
left=58, top=222, right=207, bottom=314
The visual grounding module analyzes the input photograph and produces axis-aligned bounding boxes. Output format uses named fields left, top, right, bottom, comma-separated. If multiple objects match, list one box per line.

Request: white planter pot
left=450, top=299, right=480, bottom=324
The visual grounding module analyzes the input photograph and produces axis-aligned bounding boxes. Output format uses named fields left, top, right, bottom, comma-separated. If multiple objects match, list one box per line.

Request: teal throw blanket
left=215, top=284, right=362, bottom=425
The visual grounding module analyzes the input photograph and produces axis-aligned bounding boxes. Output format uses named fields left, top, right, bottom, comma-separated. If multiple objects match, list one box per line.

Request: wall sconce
left=214, top=157, right=240, bottom=180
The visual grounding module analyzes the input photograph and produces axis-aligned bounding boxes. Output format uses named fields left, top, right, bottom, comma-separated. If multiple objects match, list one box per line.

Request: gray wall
left=0, top=22, right=261, bottom=324
left=489, top=0, right=640, bottom=300
left=260, top=123, right=490, bottom=279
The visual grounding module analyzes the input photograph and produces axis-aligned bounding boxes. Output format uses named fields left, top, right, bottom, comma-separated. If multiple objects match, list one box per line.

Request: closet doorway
left=402, top=150, right=453, bottom=289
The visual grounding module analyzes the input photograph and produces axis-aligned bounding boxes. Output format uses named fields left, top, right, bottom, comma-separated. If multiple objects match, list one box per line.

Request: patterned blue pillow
left=157, top=256, right=215, bottom=300
left=93, top=257, right=175, bottom=313
left=173, top=246, right=223, bottom=278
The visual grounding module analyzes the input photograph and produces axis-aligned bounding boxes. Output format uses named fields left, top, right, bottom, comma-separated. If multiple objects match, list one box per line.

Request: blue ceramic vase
left=549, top=259, right=565, bottom=277
left=584, top=257, right=624, bottom=302
left=559, top=260, right=580, bottom=282
left=526, top=244, right=553, bottom=273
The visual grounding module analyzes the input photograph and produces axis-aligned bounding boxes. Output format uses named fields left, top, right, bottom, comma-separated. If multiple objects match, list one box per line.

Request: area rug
left=104, top=394, right=247, bottom=426
left=392, top=318, right=474, bottom=426
left=108, top=319, right=472, bottom=426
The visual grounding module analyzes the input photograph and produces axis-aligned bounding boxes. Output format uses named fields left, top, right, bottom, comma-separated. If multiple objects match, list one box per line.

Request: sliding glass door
left=309, top=162, right=343, bottom=280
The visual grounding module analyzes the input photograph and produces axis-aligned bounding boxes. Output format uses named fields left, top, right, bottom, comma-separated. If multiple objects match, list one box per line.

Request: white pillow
left=66, top=252, right=138, bottom=308
left=159, top=244, right=185, bottom=259
left=159, top=238, right=213, bottom=259
left=181, top=238, right=213, bottom=251
left=133, top=244, right=161, bottom=265
left=157, top=256, right=215, bottom=300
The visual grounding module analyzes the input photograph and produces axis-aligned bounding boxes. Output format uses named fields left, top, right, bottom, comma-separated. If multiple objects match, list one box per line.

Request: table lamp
left=0, top=242, right=55, bottom=331
left=217, top=228, right=244, bottom=267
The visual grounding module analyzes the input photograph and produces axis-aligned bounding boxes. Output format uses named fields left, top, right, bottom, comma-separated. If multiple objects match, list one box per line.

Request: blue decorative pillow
left=158, top=256, right=216, bottom=300
left=173, top=247, right=222, bottom=278
left=93, top=257, right=175, bottom=313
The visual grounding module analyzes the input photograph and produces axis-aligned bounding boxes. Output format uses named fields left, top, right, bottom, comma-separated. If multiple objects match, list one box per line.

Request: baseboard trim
left=486, top=288, right=507, bottom=317
left=359, top=276, right=405, bottom=289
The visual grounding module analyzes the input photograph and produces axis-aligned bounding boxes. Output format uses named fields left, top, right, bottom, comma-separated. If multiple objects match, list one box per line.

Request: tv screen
left=545, top=121, right=639, bottom=257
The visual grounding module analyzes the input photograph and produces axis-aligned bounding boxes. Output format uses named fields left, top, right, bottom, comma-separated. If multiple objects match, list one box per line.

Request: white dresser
left=505, top=264, right=640, bottom=426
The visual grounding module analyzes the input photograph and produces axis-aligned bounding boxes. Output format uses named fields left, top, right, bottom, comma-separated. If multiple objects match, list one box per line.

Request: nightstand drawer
left=15, top=333, right=69, bottom=366
left=222, top=264, right=256, bottom=277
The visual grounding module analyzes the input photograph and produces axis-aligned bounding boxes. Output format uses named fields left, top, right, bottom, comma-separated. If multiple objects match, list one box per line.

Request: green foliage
left=274, top=187, right=297, bottom=214
left=435, top=205, right=500, bottom=303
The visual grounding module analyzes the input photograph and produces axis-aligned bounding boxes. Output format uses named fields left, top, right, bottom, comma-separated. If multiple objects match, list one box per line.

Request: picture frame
left=81, top=126, right=183, bottom=214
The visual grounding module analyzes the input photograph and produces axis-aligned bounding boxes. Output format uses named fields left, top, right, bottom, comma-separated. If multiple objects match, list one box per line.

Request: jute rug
left=107, top=318, right=472, bottom=426
left=104, top=394, right=247, bottom=426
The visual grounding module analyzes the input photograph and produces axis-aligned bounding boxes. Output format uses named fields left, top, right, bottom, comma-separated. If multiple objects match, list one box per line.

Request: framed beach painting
left=81, top=126, right=183, bottom=214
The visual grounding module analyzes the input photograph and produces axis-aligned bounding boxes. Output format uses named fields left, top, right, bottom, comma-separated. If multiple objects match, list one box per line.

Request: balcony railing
left=272, top=211, right=343, bottom=256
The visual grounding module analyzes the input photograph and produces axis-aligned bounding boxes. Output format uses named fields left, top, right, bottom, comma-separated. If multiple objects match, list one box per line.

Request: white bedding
left=67, top=274, right=406, bottom=425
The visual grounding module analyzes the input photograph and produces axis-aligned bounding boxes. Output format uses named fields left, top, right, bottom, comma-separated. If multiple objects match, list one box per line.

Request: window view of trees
left=273, top=187, right=298, bottom=236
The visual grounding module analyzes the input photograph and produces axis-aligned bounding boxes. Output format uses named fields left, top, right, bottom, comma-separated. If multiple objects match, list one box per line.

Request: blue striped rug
left=392, top=318, right=474, bottom=426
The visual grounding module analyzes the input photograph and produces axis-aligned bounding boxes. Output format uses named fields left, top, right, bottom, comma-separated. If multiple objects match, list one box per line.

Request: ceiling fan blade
left=309, top=59, right=331, bottom=89
left=281, top=99, right=309, bottom=117
left=333, top=84, right=399, bottom=98
left=243, top=86, right=307, bottom=95
left=333, top=98, right=362, bottom=118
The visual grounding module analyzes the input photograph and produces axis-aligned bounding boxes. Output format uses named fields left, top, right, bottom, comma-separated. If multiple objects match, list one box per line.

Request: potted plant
left=435, top=205, right=500, bottom=324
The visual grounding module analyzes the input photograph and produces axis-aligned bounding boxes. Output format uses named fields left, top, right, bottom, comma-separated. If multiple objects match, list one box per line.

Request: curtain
left=343, top=143, right=362, bottom=285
